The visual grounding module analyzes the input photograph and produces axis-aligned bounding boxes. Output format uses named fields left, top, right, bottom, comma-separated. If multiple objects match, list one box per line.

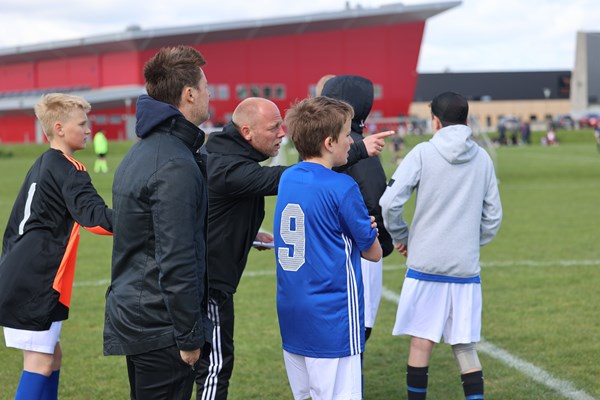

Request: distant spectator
left=542, top=127, right=558, bottom=146
left=93, top=130, right=109, bottom=173
left=497, top=122, right=507, bottom=145
left=520, top=121, right=531, bottom=145
left=391, top=132, right=405, bottom=164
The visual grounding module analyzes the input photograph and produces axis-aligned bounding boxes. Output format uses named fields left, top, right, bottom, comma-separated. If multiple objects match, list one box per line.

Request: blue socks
left=15, top=371, right=49, bottom=400
left=45, top=370, right=60, bottom=400
left=14, top=369, right=60, bottom=400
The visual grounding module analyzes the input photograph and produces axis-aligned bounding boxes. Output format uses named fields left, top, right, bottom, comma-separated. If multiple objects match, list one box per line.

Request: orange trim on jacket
left=63, top=153, right=86, bottom=171
left=53, top=223, right=81, bottom=308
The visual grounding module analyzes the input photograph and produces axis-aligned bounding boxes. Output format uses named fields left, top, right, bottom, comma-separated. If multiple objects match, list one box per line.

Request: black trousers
left=195, top=289, right=235, bottom=400
left=126, top=344, right=196, bottom=400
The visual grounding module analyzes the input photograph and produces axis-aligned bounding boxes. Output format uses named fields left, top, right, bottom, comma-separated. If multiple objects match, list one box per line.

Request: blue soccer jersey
left=274, top=162, right=378, bottom=358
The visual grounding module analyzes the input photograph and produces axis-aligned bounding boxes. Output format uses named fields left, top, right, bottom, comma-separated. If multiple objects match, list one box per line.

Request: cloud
left=0, top=0, right=597, bottom=72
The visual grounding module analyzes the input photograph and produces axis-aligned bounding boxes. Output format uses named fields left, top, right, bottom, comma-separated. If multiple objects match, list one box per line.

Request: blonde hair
left=34, top=93, right=91, bottom=139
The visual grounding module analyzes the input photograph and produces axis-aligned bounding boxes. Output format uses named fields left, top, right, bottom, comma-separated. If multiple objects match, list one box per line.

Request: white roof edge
left=0, top=1, right=460, bottom=56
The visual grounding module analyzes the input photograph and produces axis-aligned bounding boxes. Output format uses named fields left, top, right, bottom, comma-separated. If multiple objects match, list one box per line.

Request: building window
left=308, top=84, right=316, bottom=97
left=207, top=84, right=216, bottom=98
left=217, top=84, right=229, bottom=100
left=236, top=85, right=248, bottom=100
left=373, top=84, right=383, bottom=99
left=262, top=85, right=272, bottom=99
left=250, top=85, right=261, bottom=97
left=275, top=85, right=286, bottom=100
left=109, top=115, right=122, bottom=124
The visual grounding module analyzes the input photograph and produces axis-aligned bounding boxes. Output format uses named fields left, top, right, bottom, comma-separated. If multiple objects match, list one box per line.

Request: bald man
left=196, top=97, right=391, bottom=400
left=315, top=74, right=335, bottom=96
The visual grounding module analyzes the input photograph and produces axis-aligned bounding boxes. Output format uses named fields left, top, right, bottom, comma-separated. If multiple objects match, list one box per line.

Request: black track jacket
left=204, top=123, right=285, bottom=294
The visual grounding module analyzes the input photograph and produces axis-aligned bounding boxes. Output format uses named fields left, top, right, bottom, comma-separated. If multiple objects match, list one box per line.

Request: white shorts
left=3, top=321, right=62, bottom=354
left=361, top=257, right=383, bottom=328
left=393, top=278, right=481, bottom=345
left=283, top=350, right=362, bottom=400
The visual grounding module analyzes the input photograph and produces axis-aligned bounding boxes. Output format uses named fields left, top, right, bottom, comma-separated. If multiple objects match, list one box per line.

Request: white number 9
left=278, top=203, right=305, bottom=271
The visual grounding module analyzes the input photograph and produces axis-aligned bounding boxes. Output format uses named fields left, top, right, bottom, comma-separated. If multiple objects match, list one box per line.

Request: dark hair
left=285, top=96, right=354, bottom=160
left=430, top=91, right=469, bottom=126
left=144, top=45, right=206, bottom=107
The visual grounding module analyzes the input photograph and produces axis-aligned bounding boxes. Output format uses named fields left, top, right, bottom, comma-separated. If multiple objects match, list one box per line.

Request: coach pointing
left=195, top=96, right=393, bottom=399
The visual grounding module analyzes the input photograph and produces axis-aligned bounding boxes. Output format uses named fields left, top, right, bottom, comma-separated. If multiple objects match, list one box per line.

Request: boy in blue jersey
left=380, top=92, right=502, bottom=400
left=274, top=96, right=382, bottom=400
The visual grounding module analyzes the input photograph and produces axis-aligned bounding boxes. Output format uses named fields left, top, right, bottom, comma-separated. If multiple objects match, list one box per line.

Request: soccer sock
left=406, top=365, right=428, bottom=400
left=15, top=370, right=50, bottom=400
left=461, top=370, right=484, bottom=400
left=43, top=370, right=60, bottom=400
left=365, top=327, right=373, bottom=342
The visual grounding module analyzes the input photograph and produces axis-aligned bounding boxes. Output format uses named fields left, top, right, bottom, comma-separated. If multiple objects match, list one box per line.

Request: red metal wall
left=199, top=22, right=424, bottom=121
left=0, top=21, right=424, bottom=143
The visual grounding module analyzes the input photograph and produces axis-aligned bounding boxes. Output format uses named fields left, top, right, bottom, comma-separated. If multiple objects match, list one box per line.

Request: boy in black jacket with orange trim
left=0, top=93, right=112, bottom=400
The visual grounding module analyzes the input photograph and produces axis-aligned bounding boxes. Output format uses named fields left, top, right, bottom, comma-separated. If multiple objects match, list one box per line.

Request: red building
left=0, top=2, right=457, bottom=143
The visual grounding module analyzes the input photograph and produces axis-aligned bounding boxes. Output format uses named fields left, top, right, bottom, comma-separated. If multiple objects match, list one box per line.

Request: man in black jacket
left=196, top=97, right=393, bottom=400
left=104, top=45, right=212, bottom=400
left=321, top=75, right=394, bottom=343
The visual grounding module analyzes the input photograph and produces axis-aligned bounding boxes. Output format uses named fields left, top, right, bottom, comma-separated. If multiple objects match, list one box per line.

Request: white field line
left=380, top=287, right=598, bottom=400
left=76, top=259, right=598, bottom=398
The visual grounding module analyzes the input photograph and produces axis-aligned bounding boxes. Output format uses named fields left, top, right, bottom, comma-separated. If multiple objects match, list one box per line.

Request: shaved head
left=232, top=97, right=278, bottom=127
left=231, top=97, right=285, bottom=157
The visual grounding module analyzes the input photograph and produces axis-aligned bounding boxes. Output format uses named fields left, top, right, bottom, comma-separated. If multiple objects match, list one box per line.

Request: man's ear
left=432, top=115, right=443, bottom=132
left=240, top=125, right=252, bottom=141
left=183, top=87, right=194, bottom=103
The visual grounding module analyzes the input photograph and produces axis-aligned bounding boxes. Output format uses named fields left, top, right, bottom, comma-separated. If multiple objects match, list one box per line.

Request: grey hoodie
left=379, top=124, right=502, bottom=279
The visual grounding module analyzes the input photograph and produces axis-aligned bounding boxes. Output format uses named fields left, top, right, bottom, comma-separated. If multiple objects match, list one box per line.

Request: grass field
left=0, top=128, right=599, bottom=399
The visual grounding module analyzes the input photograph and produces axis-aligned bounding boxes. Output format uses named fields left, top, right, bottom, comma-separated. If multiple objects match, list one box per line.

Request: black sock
left=365, top=327, right=372, bottom=342
left=407, top=365, right=428, bottom=400
left=461, top=370, right=484, bottom=399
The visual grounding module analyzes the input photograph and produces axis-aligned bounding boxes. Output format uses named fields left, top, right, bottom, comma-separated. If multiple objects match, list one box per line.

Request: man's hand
left=180, top=349, right=201, bottom=369
left=395, top=242, right=408, bottom=257
left=254, top=231, right=274, bottom=251
left=363, top=130, right=395, bottom=157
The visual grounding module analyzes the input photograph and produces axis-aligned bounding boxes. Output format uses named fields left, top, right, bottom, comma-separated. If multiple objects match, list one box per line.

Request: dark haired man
left=380, top=91, right=502, bottom=400
left=104, top=45, right=212, bottom=399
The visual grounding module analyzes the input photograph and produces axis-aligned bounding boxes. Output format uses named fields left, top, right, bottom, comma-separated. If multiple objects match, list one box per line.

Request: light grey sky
left=0, top=0, right=597, bottom=72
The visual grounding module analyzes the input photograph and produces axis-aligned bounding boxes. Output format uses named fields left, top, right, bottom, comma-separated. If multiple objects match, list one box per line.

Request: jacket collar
left=205, top=122, right=269, bottom=162
left=155, top=117, right=206, bottom=153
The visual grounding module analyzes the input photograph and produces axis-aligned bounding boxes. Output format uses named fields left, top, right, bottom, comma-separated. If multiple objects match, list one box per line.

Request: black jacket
left=0, top=149, right=112, bottom=331
left=204, top=123, right=286, bottom=294
left=205, top=120, right=374, bottom=294
left=104, top=95, right=212, bottom=356
left=322, top=75, right=394, bottom=257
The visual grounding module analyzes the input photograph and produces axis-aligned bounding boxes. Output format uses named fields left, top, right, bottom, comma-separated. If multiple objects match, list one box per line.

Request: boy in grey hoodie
left=380, top=91, right=502, bottom=400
